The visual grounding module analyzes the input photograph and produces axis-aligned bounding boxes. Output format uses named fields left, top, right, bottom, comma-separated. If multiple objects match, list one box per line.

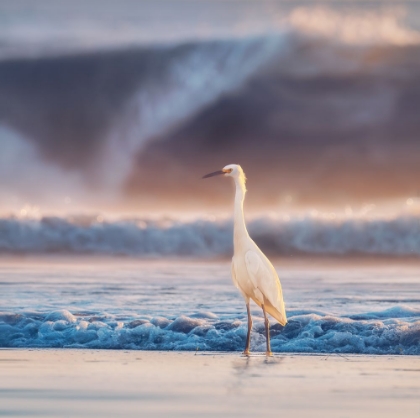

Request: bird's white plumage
left=204, top=163, right=287, bottom=354
left=244, top=250, right=286, bottom=325
left=230, top=261, right=243, bottom=296
left=222, top=164, right=287, bottom=324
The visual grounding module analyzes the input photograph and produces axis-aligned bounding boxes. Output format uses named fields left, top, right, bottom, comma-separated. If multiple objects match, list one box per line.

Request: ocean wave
left=1, top=307, right=419, bottom=354
left=0, top=35, right=285, bottom=208
left=2, top=27, right=420, bottom=213
left=2, top=215, right=420, bottom=257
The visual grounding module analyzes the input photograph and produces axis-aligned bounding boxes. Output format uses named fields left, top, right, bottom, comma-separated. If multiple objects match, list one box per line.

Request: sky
left=1, top=0, right=420, bottom=218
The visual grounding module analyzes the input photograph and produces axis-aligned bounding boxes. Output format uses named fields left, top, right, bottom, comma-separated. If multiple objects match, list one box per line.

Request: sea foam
left=1, top=308, right=419, bottom=354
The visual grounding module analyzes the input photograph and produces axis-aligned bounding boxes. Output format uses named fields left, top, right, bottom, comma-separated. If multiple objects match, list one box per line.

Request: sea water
left=1, top=256, right=419, bottom=354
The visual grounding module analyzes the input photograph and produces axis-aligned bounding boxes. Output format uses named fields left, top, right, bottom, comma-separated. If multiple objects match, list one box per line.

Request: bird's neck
left=233, top=179, right=249, bottom=249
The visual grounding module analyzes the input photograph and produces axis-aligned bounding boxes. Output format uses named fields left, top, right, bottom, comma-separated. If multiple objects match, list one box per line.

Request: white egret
left=203, top=164, right=287, bottom=356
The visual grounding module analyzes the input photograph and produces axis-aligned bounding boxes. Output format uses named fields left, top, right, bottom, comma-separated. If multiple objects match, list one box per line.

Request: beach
left=1, top=349, right=419, bottom=417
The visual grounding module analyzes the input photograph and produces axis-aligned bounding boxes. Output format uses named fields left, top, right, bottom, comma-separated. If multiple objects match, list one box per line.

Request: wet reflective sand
left=1, top=349, right=419, bottom=417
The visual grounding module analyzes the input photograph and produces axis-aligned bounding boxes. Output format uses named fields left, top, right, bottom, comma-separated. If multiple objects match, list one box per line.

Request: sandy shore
left=1, top=350, right=419, bottom=417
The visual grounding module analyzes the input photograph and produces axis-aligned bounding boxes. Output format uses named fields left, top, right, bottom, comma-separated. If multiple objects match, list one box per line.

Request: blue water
left=0, top=257, right=419, bottom=354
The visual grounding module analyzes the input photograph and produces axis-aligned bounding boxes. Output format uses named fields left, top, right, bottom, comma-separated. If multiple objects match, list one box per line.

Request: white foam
left=1, top=308, right=419, bottom=354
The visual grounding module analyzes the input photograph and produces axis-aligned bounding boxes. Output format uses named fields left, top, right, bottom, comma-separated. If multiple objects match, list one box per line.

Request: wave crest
left=2, top=214, right=420, bottom=257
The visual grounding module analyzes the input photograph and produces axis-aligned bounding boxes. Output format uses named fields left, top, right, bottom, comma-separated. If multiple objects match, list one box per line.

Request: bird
left=203, top=164, right=287, bottom=356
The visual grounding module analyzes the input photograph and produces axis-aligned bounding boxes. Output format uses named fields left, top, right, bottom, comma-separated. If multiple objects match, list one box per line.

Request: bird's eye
left=227, top=169, right=233, bottom=173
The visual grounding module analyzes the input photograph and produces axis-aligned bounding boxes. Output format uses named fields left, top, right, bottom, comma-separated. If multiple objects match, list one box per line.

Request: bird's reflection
left=232, top=356, right=251, bottom=377
left=232, top=355, right=284, bottom=374
left=227, top=355, right=284, bottom=394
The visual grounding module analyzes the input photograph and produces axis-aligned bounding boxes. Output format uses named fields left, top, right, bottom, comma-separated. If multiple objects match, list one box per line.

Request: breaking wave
left=0, top=35, right=285, bottom=193
left=2, top=5, right=420, bottom=213
left=2, top=214, right=420, bottom=257
left=1, top=307, right=419, bottom=354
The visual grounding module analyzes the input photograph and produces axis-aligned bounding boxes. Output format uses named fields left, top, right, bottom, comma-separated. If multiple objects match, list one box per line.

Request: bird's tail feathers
left=252, top=298, right=287, bottom=326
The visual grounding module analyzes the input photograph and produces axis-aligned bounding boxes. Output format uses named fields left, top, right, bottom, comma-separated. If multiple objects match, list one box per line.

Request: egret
left=203, top=164, right=287, bottom=356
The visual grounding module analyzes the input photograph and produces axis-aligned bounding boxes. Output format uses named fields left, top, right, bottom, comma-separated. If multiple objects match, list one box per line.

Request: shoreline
left=1, top=349, right=419, bottom=417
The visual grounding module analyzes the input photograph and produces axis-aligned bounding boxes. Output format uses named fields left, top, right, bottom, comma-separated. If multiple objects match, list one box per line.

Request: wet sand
left=1, top=349, right=419, bottom=417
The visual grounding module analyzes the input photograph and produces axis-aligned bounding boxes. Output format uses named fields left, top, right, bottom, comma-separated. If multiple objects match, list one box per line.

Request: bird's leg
left=262, top=302, right=272, bottom=357
left=243, top=302, right=252, bottom=356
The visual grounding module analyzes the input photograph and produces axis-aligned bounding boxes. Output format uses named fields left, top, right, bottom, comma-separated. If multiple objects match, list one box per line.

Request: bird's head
left=202, top=164, right=246, bottom=185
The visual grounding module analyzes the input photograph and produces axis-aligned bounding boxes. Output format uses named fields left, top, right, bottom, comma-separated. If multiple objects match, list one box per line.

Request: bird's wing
left=245, top=250, right=287, bottom=325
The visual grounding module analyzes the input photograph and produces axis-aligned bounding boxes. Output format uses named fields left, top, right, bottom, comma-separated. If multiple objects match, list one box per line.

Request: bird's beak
left=202, top=170, right=225, bottom=179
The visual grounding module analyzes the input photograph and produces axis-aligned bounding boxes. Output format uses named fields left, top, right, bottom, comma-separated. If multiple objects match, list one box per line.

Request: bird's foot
left=242, top=349, right=251, bottom=357
left=265, top=351, right=273, bottom=357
